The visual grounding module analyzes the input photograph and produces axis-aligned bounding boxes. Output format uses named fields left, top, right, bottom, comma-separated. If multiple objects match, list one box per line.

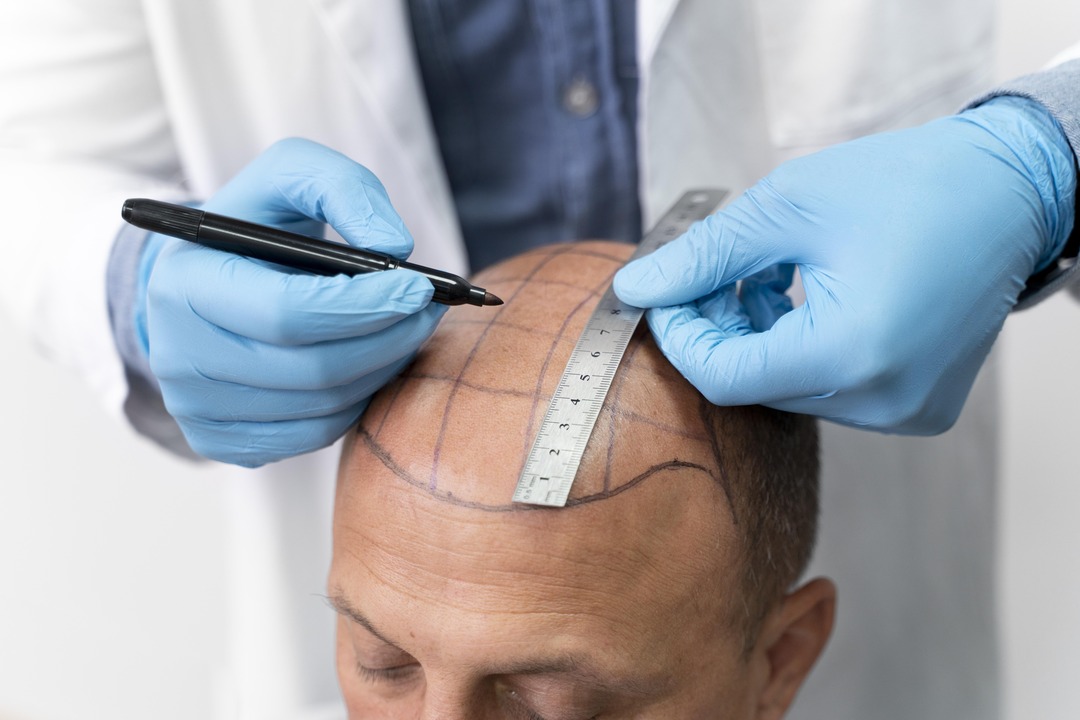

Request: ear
left=754, top=577, right=837, bottom=720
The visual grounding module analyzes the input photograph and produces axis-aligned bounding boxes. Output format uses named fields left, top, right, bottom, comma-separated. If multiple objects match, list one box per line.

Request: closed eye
left=500, top=685, right=602, bottom=720
left=356, top=661, right=421, bottom=684
left=501, top=688, right=550, bottom=720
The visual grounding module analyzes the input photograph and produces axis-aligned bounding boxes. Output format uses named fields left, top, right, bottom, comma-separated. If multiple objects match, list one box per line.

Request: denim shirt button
left=563, top=76, right=599, bottom=117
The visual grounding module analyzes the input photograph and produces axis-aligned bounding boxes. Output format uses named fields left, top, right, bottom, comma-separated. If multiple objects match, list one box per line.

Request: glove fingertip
left=617, top=235, right=735, bottom=308
left=391, top=269, right=437, bottom=307
left=644, top=304, right=775, bottom=406
left=341, top=266, right=432, bottom=305
left=613, top=262, right=648, bottom=304
left=180, top=426, right=270, bottom=468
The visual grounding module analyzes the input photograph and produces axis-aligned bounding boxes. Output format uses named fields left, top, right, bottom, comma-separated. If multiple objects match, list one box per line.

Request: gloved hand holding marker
left=126, top=138, right=495, bottom=467
left=123, top=199, right=501, bottom=307
left=615, top=96, right=1077, bottom=434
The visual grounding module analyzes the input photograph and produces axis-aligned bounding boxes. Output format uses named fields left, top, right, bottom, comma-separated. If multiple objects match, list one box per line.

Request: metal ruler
left=512, top=189, right=729, bottom=507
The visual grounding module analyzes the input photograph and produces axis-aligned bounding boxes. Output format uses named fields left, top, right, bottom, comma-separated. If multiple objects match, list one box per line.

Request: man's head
left=330, top=242, right=834, bottom=719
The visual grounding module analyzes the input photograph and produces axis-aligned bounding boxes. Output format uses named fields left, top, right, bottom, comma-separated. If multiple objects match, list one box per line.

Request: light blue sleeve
left=965, top=58, right=1080, bottom=309
left=105, top=224, right=200, bottom=459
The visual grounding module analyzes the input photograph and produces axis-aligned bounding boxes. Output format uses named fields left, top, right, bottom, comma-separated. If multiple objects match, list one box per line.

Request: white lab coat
left=1, top=1, right=1076, bottom=718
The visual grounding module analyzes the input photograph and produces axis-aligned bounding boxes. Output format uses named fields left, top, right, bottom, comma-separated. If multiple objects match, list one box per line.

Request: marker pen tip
left=483, top=292, right=504, bottom=306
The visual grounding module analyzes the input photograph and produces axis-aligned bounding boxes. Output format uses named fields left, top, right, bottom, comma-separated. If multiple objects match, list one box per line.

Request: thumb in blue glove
left=139, top=138, right=447, bottom=466
left=614, top=96, right=1076, bottom=434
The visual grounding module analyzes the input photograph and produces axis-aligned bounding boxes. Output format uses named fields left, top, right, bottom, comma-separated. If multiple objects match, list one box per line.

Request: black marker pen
left=121, top=198, right=503, bottom=307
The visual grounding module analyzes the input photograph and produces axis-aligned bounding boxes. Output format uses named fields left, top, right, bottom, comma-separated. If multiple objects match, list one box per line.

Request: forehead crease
left=335, top=540, right=609, bottom=625
left=338, top=472, right=734, bottom=608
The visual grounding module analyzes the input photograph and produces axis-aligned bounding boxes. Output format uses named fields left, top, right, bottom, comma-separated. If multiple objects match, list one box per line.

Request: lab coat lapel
left=302, top=0, right=431, bottom=165
left=302, top=0, right=467, bottom=273
left=636, top=0, right=775, bottom=224
left=638, top=0, right=682, bottom=69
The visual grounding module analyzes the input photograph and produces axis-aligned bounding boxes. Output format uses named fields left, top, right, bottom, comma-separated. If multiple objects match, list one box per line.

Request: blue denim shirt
left=406, top=0, right=641, bottom=271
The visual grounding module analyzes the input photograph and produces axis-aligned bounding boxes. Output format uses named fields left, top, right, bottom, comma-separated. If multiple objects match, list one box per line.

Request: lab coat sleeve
left=962, top=46, right=1080, bottom=309
left=0, top=3, right=193, bottom=435
left=106, top=224, right=200, bottom=458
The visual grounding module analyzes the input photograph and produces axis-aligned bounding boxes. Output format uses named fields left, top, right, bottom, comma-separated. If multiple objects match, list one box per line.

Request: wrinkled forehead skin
left=333, top=242, right=747, bottom=711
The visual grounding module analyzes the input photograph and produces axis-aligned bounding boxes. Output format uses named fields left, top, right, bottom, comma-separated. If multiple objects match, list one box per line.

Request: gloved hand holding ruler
left=513, top=189, right=729, bottom=507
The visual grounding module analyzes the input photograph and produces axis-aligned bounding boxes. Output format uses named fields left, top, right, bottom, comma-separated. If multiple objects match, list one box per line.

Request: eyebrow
left=327, top=591, right=402, bottom=648
left=326, top=590, right=666, bottom=697
left=496, top=657, right=665, bottom=698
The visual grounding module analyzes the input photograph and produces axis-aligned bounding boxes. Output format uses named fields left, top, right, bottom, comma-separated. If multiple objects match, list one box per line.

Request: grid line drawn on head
left=356, top=243, right=728, bottom=512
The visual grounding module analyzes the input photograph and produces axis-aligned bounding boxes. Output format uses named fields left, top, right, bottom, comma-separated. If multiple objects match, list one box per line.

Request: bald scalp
left=343, top=241, right=818, bottom=633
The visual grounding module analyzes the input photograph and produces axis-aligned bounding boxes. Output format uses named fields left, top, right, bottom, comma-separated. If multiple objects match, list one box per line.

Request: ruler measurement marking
left=512, top=190, right=728, bottom=507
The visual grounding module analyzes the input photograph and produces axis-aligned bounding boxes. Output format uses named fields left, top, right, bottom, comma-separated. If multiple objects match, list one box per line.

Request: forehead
left=333, top=458, right=739, bottom=673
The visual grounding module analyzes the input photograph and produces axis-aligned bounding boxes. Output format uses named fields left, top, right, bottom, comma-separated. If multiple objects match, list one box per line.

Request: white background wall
left=1, top=3, right=1078, bottom=719
left=995, top=2, right=1080, bottom=718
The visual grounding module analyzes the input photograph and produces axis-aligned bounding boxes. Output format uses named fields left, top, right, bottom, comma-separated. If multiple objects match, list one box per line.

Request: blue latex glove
left=139, top=138, right=446, bottom=466
left=614, top=96, right=1076, bottom=434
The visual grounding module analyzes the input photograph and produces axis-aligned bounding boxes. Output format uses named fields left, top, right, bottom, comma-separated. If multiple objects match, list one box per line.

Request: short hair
left=701, top=404, right=819, bottom=642
left=355, top=242, right=819, bottom=643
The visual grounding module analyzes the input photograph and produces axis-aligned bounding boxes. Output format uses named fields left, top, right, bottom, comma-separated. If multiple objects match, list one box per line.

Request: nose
left=416, top=680, right=485, bottom=720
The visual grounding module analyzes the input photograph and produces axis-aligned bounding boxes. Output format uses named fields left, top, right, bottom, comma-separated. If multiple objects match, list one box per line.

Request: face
left=331, top=442, right=754, bottom=720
